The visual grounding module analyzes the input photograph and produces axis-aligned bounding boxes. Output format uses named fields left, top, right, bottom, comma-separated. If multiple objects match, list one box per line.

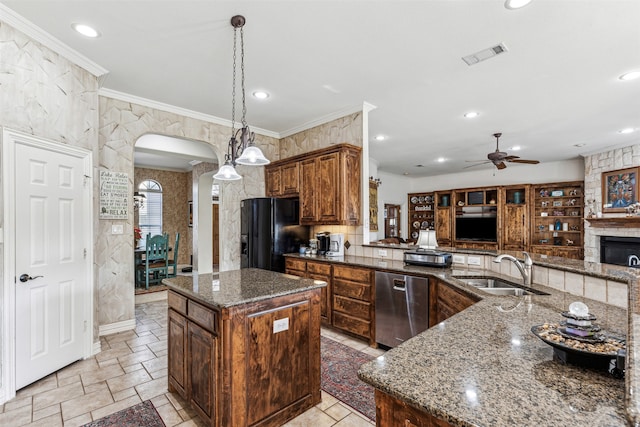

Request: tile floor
left=0, top=293, right=385, bottom=427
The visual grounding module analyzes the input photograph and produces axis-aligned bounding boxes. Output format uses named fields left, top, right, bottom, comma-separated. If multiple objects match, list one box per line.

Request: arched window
left=138, top=180, right=162, bottom=239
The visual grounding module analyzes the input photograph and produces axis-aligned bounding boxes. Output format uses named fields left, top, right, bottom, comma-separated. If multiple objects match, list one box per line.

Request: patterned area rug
left=81, top=400, right=165, bottom=427
left=321, top=336, right=376, bottom=421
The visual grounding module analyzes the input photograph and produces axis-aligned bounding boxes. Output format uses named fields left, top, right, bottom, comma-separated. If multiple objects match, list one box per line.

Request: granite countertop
left=162, top=268, right=326, bottom=309
left=285, top=253, right=640, bottom=426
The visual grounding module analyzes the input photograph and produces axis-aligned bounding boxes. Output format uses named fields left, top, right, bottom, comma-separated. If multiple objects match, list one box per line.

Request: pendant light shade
left=236, top=145, right=270, bottom=165
left=213, top=159, right=242, bottom=181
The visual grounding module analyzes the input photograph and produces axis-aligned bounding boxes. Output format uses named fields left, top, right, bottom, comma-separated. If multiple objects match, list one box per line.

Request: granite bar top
left=162, top=268, right=326, bottom=310
left=285, top=253, right=640, bottom=426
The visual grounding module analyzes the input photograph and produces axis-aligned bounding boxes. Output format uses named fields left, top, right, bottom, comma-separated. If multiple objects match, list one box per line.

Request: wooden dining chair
left=135, top=233, right=169, bottom=289
left=166, top=232, right=180, bottom=278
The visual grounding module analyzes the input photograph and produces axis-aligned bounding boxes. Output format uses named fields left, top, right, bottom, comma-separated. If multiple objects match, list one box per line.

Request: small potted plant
left=134, top=227, right=142, bottom=248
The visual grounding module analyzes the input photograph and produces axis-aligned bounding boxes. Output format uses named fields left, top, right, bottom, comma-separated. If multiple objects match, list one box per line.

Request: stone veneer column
left=583, top=144, right=640, bottom=262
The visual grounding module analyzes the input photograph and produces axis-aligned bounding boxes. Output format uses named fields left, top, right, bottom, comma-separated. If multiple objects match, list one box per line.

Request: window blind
left=139, top=190, right=162, bottom=240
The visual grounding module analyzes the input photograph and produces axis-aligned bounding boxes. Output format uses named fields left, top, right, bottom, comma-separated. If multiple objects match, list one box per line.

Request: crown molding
left=279, top=104, right=368, bottom=138
left=98, top=88, right=281, bottom=139
left=0, top=3, right=108, bottom=78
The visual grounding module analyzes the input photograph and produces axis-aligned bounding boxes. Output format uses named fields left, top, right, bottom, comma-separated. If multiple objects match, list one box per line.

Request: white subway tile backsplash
left=548, top=269, right=565, bottom=291
left=564, top=272, right=584, bottom=297
left=584, top=276, right=607, bottom=302
left=532, top=266, right=549, bottom=286
left=607, top=280, right=628, bottom=308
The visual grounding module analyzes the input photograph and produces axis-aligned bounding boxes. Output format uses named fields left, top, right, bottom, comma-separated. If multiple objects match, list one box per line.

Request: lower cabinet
left=285, top=258, right=332, bottom=325
left=332, top=265, right=375, bottom=345
left=168, top=288, right=321, bottom=426
left=376, top=390, right=454, bottom=427
left=429, top=278, right=478, bottom=326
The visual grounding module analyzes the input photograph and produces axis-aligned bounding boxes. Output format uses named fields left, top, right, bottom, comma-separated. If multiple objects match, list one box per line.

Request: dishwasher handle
left=392, top=278, right=406, bottom=291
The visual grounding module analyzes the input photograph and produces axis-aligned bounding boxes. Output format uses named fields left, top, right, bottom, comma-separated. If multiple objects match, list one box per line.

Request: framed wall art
left=188, top=201, right=193, bottom=227
left=602, top=167, right=638, bottom=212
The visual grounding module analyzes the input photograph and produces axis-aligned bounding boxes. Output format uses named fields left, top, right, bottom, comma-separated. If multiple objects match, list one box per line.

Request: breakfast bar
left=163, top=269, right=326, bottom=427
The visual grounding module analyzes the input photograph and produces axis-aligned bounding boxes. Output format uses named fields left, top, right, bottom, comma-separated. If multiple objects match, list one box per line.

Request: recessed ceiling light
left=573, top=143, right=587, bottom=147
left=374, top=135, right=385, bottom=141
left=464, top=112, right=479, bottom=118
left=415, top=164, right=424, bottom=168
left=618, top=128, right=636, bottom=134
left=510, top=146, right=521, bottom=151
left=403, top=172, right=410, bottom=176
left=252, top=91, right=269, bottom=99
left=436, top=157, right=446, bottom=163
left=619, top=71, right=640, bottom=81
left=71, top=23, right=100, bottom=38
left=504, top=0, right=532, bottom=10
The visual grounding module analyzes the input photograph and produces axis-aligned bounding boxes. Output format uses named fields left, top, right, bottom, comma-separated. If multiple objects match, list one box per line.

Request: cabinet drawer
left=187, top=300, right=218, bottom=333
left=333, top=265, right=372, bottom=282
left=333, top=312, right=370, bottom=338
left=307, top=261, right=331, bottom=275
left=333, top=295, right=370, bottom=320
left=333, top=279, right=371, bottom=301
left=168, top=291, right=187, bottom=315
left=285, top=258, right=307, bottom=274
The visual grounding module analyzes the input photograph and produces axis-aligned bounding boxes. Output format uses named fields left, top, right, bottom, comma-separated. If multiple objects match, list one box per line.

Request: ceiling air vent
left=462, top=43, right=509, bottom=66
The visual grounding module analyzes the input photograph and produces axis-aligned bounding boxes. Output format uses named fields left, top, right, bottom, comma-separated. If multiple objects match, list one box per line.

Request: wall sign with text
left=99, top=170, right=129, bottom=219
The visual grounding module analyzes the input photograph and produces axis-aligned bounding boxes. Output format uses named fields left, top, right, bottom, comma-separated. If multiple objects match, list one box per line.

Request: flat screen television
left=455, top=206, right=498, bottom=242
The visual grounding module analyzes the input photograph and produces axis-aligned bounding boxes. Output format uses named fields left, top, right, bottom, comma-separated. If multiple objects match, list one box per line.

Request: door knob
left=19, top=274, right=43, bottom=283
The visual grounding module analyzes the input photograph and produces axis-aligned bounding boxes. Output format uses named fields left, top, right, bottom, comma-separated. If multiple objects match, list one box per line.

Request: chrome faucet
left=493, top=251, right=533, bottom=286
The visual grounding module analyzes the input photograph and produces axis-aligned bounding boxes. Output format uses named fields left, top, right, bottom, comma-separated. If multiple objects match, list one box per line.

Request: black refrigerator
left=240, top=198, right=309, bottom=272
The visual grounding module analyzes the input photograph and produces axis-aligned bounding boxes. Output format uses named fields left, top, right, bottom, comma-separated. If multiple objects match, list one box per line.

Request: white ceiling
left=3, top=0, right=640, bottom=177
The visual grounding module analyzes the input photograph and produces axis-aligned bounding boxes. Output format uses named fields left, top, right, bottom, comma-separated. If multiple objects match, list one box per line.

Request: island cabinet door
left=168, top=309, right=188, bottom=398
left=376, top=390, right=454, bottom=427
left=187, top=321, right=218, bottom=426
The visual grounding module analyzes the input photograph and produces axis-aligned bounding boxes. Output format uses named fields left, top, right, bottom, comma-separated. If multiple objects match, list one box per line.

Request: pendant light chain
left=240, top=27, right=247, bottom=128
left=230, top=27, right=237, bottom=138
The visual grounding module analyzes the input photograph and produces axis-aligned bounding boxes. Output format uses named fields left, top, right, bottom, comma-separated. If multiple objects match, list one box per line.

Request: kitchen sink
left=452, top=276, right=550, bottom=296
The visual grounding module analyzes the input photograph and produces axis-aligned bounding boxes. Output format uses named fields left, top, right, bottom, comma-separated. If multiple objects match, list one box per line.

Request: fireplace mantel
left=585, top=216, right=640, bottom=228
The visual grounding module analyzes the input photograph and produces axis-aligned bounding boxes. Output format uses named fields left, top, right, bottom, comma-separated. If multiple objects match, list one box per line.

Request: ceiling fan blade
left=465, top=159, right=490, bottom=163
left=495, top=162, right=507, bottom=170
left=503, top=155, right=520, bottom=161
left=509, top=159, right=540, bottom=164
left=463, top=161, right=491, bottom=169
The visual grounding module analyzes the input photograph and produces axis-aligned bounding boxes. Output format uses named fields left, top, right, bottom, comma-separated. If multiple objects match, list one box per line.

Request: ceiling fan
left=465, top=133, right=540, bottom=170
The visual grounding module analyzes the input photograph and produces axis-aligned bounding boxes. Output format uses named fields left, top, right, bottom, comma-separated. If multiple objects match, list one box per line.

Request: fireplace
left=600, top=236, right=640, bottom=266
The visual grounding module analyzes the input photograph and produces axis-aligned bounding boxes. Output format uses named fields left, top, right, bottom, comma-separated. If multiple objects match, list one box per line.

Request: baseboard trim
left=92, top=340, right=102, bottom=356
left=98, top=319, right=136, bottom=337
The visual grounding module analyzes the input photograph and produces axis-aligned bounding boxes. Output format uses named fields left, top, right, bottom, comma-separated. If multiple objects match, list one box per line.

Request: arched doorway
left=134, top=134, right=219, bottom=276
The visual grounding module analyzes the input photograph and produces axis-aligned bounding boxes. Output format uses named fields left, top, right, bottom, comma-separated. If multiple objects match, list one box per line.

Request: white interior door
left=14, top=141, right=89, bottom=389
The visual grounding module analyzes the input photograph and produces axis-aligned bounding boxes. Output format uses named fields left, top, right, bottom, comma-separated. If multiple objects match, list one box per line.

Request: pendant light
left=214, top=15, right=269, bottom=181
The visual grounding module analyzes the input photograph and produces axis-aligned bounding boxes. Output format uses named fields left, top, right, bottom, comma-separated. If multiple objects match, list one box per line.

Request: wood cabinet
left=375, top=390, right=454, bottom=427
left=332, top=264, right=375, bottom=345
left=265, top=162, right=299, bottom=197
left=168, top=287, right=321, bottom=427
left=529, top=181, right=584, bottom=260
left=407, top=192, right=435, bottom=242
left=266, top=144, right=361, bottom=225
left=285, top=258, right=332, bottom=325
left=434, top=191, right=452, bottom=246
left=429, top=278, right=477, bottom=326
left=452, top=187, right=499, bottom=251
left=500, top=185, right=529, bottom=251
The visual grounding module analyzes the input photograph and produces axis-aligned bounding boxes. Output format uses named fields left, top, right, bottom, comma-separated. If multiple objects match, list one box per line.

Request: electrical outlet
left=452, top=255, right=465, bottom=264
left=467, top=256, right=481, bottom=266
left=273, top=318, right=289, bottom=334
left=111, top=224, right=124, bottom=235
left=378, top=249, right=388, bottom=257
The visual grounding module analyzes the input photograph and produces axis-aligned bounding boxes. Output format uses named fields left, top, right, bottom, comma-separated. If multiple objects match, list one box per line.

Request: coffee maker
left=316, top=231, right=330, bottom=255
left=326, top=233, right=344, bottom=257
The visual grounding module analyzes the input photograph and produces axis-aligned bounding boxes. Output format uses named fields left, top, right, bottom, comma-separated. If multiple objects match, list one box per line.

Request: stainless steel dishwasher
left=375, top=271, right=429, bottom=348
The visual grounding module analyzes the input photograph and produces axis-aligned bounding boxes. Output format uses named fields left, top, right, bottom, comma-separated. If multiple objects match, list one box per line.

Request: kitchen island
left=163, top=268, right=326, bottom=427
left=284, top=251, right=640, bottom=426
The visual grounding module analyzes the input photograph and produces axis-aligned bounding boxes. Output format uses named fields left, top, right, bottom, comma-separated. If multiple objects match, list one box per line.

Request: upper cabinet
left=500, top=185, right=530, bottom=252
left=265, top=144, right=361, bottom=226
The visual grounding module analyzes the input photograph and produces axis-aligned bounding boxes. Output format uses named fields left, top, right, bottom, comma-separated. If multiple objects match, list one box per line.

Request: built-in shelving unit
left=407, top=192, right=435, bottom=242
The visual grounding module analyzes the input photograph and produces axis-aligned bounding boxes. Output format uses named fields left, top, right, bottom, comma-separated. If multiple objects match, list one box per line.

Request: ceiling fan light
left=505, top=0, right=532, bottom=10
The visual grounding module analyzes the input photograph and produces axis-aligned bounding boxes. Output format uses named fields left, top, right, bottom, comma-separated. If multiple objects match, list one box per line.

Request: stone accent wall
left=0, top=21, right=100, bottom=386
left=134, top=167, right=191, bottom=264
left=279, top=112, right=363, bottom=157
left=584, top=144, right=640, bottom=262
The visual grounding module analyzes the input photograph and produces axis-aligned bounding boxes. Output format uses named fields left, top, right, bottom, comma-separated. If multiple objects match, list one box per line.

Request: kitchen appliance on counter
left=326, top=233, right=344, bottom=257
left=316, top=231, right=330, bottom=255
left=403, top=249, right=452, bottom=267
left=375, top=271, right=429, bottom=348
left=241, top=198, right=309, bottom=272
